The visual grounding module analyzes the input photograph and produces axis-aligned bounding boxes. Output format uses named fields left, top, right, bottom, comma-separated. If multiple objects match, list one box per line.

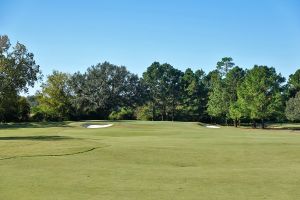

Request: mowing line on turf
left=0, top=145, right=111, bottom=161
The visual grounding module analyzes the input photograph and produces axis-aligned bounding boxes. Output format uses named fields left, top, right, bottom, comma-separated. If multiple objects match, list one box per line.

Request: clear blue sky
left=1, top=0, right=300, bottom=94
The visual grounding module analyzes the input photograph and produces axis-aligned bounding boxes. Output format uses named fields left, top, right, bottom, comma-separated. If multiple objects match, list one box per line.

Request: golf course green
left=0, top=121, right=300, bottom=200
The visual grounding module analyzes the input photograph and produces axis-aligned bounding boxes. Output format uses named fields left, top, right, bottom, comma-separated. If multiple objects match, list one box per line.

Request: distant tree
left=26, top=95, right=39, bottom=107
left=229, top=102, right=243, bottom=127
left=0, top=35, right=10, bottom=54
left=143, top=62, right=183, bottom=121
left=0, top=35, right=41, bottom=94
left=285, top=91, right=300, bottom=122
left=181, top=68, right=208, bottom=121
left=142, top=62, right=161, bottom=120
left=207, top=72, right=227, bottom=122
left=164, top=64, right=183, bottom=121
left=194, top=69, right=209, bottom=120
left=0, top=92, right=18, bottom=122
left=207, top=58, right=237, bottom=124
left=17, top=96, right=31, bottom=121
left=225, top=66, right=245, bottom=127
left=70, top=62, right=142, bottom=119
left=109, top=107, right=135, bottom=120
left=237, top=65, right=285, bottom=128
left=287, top=69, right=300, bottom=98
left=36, top=71, right=72, bottom=121
left=216, top=57, right=235, bottom=77
left=0, top=35, right=41, bottom=122
left=136, top=103, right=154, bottom=121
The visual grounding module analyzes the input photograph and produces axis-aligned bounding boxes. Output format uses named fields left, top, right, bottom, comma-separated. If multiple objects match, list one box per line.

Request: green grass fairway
left=1, top=121, right=300, bottom=200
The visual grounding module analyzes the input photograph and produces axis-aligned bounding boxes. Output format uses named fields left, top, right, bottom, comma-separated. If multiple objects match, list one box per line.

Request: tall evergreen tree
left=216, top=57, right=235, bottom=77
left=143, top=62, right=183, bottom=121
left=225, top=67, right=245, bottom=127
left=207, top=71, right=227, bottom=122
left=181, top=68, right=208, bottom=121
left=207, top=58, right=237, bottom=124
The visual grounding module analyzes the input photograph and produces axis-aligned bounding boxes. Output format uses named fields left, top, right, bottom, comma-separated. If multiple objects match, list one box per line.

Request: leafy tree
left=142, top=62, right=161, bottom=120
left=229, top=102, right=243, bottom=127
left=143, top=62, right=183, bottom=121
left=207, top=57, right=239, bottom=125
left=285, top=91, right=300, bottom=121
left=207, top=57, right=237, bottom=124
left=207, top=73, right=227, bottom=122
left=237, top=65, right=285, bottom=128
left=287, top=69, right=300, bottom=98
left=0, top=35, right=41, bottom=122
left=164, top=64, right=183, bottom=121
left=136, top=103, right=154, bottom=121
left=181, top=68, right=208, bottom=121
left=0, top=92, right=18, bottom=122
left=0, top=35, right=41, bottom=94
left=225, top=66, right=245, bottom=126
left=0, top=95, right=30, bottom=122
left=17, top=96, right=31, bottom=121
left=70, top=62, right=142, bottom=119
left=26, top=95, right=39, bottom=107
left=204, top=69, right=220, bottom=90
left=36, top=71, right=72, bottom=121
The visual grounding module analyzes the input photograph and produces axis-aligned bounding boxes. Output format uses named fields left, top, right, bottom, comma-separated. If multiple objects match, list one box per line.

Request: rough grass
left=0, top=121, right=300, bottom=200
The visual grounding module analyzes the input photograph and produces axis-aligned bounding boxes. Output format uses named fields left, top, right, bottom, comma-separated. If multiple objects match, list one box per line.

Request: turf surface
left=0, top=121, right=300, bottom=199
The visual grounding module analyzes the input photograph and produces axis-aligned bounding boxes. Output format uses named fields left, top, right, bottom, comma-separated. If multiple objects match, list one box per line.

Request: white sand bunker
left=206, top=125, right=220, bottom=129
left=86, top=124, right=113, bottom=129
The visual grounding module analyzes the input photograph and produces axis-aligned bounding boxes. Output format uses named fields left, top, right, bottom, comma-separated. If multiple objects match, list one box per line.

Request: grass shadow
left=0, top=121, right=72, bottom=129
left=0, top=135, right=75, bottom=141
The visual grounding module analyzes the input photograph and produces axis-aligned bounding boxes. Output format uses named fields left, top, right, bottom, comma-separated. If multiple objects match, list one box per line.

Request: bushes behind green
left=109, top=107, right=135, bottom=120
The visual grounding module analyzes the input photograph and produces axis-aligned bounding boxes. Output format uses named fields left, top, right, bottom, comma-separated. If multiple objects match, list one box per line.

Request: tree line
left=1, top=35, right=300, bottom=128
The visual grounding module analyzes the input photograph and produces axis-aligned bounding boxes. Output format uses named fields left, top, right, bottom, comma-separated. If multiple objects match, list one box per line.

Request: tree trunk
left=252, top=120, right=257, bottom=129
left=171, top=101, right=175, bottom=122
left=261, top=119, right=265, bottom=129
left=152, top=102, right=155, bottom=121
left=234, top=118, right=238, bottom=128
left=162, top=105, right=166, bottom=121
left=171, top=109, right=174, bottom=122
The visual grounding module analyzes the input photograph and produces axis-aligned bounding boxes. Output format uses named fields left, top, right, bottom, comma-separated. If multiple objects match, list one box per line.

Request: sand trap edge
left=86, top=124, right=113, bottom=129
left=205, top=125, right=220, bottom=129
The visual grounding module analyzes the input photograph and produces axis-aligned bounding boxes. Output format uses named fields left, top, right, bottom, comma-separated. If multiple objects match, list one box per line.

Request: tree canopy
left=237, top=66, right=285, bottom=128
left=69, top=62, right=142, bottom=119
left=285, top=91, right=300, bottom=122
left=0, top=35, right=41, bottom=122
left=287, top=69, right=300, bottom=98
left=1, top=35, right=300, bottom=128
left=35, top=71, right=72, bottom=121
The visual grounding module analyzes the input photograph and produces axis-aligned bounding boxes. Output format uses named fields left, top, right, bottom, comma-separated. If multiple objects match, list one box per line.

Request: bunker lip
left=85, top=124, right=113, bottom=129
